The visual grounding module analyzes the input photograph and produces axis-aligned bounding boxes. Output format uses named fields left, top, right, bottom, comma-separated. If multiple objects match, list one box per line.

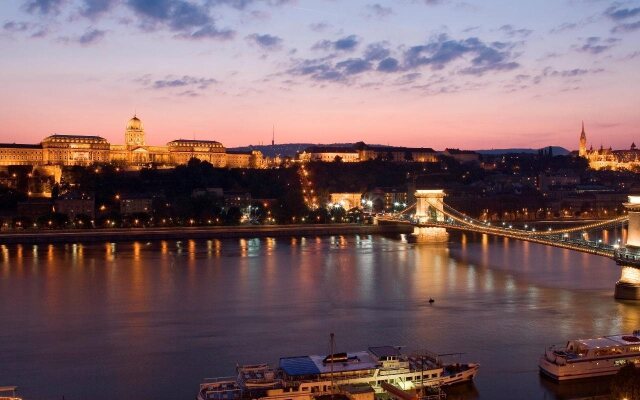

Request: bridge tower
left=412, top=189, right=449, bottom=243
left=615, top=196, right=640, bottom=300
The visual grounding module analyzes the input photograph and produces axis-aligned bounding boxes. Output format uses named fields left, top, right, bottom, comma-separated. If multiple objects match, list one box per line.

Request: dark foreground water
left=1, top=233, right=638, bottom=400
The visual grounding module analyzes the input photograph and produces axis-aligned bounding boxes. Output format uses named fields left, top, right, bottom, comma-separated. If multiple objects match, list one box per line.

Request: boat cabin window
left=594, top=347, right=623, bottom=357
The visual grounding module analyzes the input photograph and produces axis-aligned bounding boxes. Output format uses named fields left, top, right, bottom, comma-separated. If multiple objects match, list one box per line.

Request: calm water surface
left=1, top=233, right=638, bottom=400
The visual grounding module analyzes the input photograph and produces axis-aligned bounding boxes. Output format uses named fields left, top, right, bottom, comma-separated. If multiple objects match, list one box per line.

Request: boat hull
left=539, top=356, right=635, bottom=381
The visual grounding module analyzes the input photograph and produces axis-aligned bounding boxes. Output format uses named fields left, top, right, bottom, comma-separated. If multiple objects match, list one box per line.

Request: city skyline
left=1, top=0, right=639, bottom=149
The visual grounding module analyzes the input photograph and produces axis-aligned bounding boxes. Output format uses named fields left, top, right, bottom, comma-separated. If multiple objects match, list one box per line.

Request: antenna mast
left=330, top=333, right=335, bottom=398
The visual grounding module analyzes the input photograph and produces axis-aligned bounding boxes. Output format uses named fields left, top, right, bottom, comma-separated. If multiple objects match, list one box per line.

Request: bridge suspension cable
left=390, top=201, right=627, bottom=237
left=382, top=200, right=626, bottom=258
left=397, top=203, right=416, bottom=215
left=439, top=203, right=628, bottom=237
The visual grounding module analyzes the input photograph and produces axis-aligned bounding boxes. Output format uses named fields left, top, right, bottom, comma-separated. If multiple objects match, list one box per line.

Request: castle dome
left=127, top=115, right=143, bottom=131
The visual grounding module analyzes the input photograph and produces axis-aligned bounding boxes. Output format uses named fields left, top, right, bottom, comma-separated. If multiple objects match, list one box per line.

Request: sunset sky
left=1, top=0, right=639, bottom=150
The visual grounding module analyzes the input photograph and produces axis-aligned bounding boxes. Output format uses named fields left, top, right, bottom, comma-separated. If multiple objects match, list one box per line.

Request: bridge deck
left=377, top=214, right=626, bottom=259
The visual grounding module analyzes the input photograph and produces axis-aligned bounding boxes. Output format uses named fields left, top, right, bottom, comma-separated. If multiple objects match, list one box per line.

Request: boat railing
left=421, top=392, right=447, bottom=400
left=378, top=367, right=411, bottom=376
left=204, top=376, right=237, bottom=383
left=284, top=370, right=375, bottom=385
left=201, top=376, right=239, bottom=384
left=238, top=363, right=271, bottom=372
left=410, top=350, right=442, bottom=366
left=282, top=378, right=333, bottom=387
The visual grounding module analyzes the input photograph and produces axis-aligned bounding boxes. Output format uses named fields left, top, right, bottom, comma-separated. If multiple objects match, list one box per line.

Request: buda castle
left=578, top=122, right=640, bottom=171
left=0, top=115, right=265, bottom=169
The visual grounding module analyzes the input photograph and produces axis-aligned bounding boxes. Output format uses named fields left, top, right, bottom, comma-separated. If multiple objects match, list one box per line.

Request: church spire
left=579, top=121, right=587, bottom=158
left=272, top=124, right=275, bottom=146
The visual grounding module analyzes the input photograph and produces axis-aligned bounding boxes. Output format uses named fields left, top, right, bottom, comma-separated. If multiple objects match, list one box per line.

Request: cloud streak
left=288, top=33, right=521, bottom=83
left=80, top=0, right=116, bottom=18
left=125, top=0, right=235, bottom=40
left=3, top=21, right=31, bottom=32
left=499, top=24, right=532, bottom=38
left=575, top=36, right=620, bottom=54
left=23, top=0, right=65, bottom=15
left=313, top=34, right=360, bottom=52
left=605, top=5, right=640, bottom=33
left=58, top=27, right=106, bottom=45
left=136, top=75, right=217, bottom=97
left=246, top=33, right=283, bottom=50
left=403, top=34, right=519, bottom=75
left=365, top=3, right=393, bottom=19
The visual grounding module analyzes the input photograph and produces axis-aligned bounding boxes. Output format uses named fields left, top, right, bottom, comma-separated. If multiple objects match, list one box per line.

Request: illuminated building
left=298, top=142, right=452, bottom=163
left=0, top=115, right=265, bottom=169
left=329, top=193, right=363, bottom=210
left=299, top=146, right=360, bottom=162
left=579, top=122, right=640, bottom=170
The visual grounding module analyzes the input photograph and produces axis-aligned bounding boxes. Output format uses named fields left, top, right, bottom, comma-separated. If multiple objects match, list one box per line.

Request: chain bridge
left=378, top=189, right=640, bottom=300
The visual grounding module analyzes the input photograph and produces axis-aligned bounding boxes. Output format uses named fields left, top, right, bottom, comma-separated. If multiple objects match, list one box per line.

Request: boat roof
left=368, top=346, right=401, bottom=358
left=280, top=351, right=378, bottom=376
left=574, top=334, right=640, bottom=349
left=0, top=386, right=17, bottom=392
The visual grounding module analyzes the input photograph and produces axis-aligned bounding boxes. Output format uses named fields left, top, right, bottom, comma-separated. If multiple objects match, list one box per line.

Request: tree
left=37, top=212, right=69, bottom=229
left=334, top=155, right=343, bottom=163
left=328, top=205, right=346, bottom=222
left=74, top=213, right=92, bottom=229
left=225, top=206, right=243, bottom=225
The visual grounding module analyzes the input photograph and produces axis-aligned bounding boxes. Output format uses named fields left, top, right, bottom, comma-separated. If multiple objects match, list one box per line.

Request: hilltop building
left=578, top=122, right=640, bottom=170
left=298, top=142, right=442, bottom=163
left=0, top=115, right=265, bottom=169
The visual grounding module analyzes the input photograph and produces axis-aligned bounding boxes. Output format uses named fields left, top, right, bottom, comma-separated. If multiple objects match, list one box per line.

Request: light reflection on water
left=0, top=233, right=638, bottom=400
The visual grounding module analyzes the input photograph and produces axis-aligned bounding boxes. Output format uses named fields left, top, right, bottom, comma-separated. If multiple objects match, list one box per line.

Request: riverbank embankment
left=0, top=223, right=413, bottom=245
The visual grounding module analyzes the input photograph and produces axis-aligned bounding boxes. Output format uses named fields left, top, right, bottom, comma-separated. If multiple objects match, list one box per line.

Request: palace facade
left=298, top=142, right=441, bottom=163
left=579, top=122, right=640, bottom=170
left=0, top=115, right=265, bottom=169
left=298, top=142, right=479, bottom=163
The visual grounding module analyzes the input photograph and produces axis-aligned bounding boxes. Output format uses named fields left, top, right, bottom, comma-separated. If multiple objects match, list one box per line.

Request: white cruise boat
left=197, top=346, right=479, bottom=400
left=0, top=386, right=22, bottom=400
left=539, top=330, right=640, bottom=381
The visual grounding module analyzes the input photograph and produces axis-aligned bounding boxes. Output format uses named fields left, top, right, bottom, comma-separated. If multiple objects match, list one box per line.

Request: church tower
left=125, top=114, right=145, bottom=147
left=579, top=121, right=587, bottom=158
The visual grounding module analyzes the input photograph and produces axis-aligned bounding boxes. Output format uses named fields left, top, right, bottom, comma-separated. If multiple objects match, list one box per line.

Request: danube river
left=1, top=233, right=638, bottom=399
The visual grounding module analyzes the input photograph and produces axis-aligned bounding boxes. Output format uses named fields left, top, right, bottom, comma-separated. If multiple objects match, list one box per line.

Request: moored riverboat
left=197, top=346, right=479, bottom=400
left=0, top=386, right=22, bottom=400
left=539, top=330, right=640, bottom=381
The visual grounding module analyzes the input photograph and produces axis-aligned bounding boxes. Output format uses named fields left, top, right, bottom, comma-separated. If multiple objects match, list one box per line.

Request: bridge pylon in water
left=615, top=196, right=640, bottom=300
left=412, top=189, right=449, bottom=243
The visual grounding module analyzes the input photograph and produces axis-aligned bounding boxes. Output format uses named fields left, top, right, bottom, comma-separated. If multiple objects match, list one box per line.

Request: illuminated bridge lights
left=379, top=200, right=630, bottom=258
left=620, top=266, right=640, bottom=284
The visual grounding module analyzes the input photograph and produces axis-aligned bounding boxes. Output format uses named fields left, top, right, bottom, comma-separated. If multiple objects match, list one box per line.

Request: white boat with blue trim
left=197, top=346, right=479, bottom=400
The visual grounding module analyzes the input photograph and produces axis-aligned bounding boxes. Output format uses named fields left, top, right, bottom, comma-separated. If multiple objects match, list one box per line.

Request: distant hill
left=228, top=144, right=311, bottom=158
left=229, top=144, right=572, bottom=158
left=474, top=146, right=570, bottom=156
left=229, top=143, right=356, bottom=158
